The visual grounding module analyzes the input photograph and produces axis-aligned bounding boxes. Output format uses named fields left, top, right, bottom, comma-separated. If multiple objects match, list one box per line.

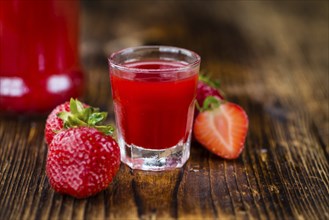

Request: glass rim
left=108, top=45, right=201, bottom=73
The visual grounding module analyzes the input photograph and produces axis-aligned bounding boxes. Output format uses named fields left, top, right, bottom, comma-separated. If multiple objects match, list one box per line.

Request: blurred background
left=0, top=0, right=327, bottom=116
left=80, top=0, right=328, bottom=114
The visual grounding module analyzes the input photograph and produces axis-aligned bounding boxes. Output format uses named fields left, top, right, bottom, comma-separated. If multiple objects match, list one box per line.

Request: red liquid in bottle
left=111, top=60, right=198, bottom=150
left=0, top=0, right=84, bottom=114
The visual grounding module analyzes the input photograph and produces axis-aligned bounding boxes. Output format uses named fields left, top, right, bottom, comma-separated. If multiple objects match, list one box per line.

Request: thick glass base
left=118, top=136, right=191, bottom=171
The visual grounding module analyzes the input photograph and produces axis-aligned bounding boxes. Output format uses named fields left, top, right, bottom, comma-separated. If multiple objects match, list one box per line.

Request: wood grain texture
left=1, top=1, right=328, bottom=219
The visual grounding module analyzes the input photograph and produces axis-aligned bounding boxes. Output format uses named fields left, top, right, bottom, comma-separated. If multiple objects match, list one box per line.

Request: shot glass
left=109, top=46, right=200, bottom=171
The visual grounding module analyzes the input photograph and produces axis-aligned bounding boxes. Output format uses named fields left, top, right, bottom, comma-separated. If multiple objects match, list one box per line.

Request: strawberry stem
left=195, top=100, right=202, bottom=112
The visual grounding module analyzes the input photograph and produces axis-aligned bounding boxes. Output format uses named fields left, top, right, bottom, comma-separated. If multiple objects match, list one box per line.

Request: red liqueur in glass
left=109, top=46, right=200, bottom=171
left=111, top=60, right=198, bottom=150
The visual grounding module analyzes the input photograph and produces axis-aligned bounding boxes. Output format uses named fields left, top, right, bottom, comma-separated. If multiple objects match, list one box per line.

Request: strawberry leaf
left=199, top=74, right=221, bottom=89
left=69, top=98, right=79, bottom=115
left=88, top=112, right=107, bottom=125
left=95, top=125, right=114, bottom=135
left=81, top=107, right=92, bottom=122
left=58, top=98, right=114, bottom=136
left=75, top=99, right=85, bottom=112
left=57, top=111, right=71, bottom=122
left=201, top=96, right=221, bottom=112
left=67, top=115, right=87, bottom=127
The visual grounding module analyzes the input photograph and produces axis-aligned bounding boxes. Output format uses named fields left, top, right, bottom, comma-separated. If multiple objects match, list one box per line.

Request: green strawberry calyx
left=196, top=96, right=222, bottom=112
left=57, top=98, right=114, bottom=135
left=199, top=73, right=221, bottom=89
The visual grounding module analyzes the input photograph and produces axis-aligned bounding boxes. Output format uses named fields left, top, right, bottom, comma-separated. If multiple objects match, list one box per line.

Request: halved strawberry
left=193, top=98, right=248, bottom=159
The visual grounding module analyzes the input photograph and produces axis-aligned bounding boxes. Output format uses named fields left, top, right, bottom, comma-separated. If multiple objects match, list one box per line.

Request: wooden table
left=1, top=1, right=328, bottom=219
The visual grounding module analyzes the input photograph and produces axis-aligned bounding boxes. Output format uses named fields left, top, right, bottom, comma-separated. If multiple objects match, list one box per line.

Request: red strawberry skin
left=46, top=127, right=121, bottom=198
left=44, top=101, right=90, bottom=145
left=195, top=81, right=224, bottom=117
left=44, top=102, right=70, bottom=145
left=196, top=81, right=224, bottom=108
left=194, top=102, right=248, bottom=159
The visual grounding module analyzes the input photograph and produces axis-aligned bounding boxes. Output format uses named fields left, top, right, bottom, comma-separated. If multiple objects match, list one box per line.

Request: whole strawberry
left=45, top=98, right=119, bottom=198
left=196, top=75, right=224, bottom=116
left=46, top=127, right=120, bottom=198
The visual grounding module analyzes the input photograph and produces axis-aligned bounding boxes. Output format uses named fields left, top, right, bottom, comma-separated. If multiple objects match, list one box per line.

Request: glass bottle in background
left=0, top=0, right=84, bottom=114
